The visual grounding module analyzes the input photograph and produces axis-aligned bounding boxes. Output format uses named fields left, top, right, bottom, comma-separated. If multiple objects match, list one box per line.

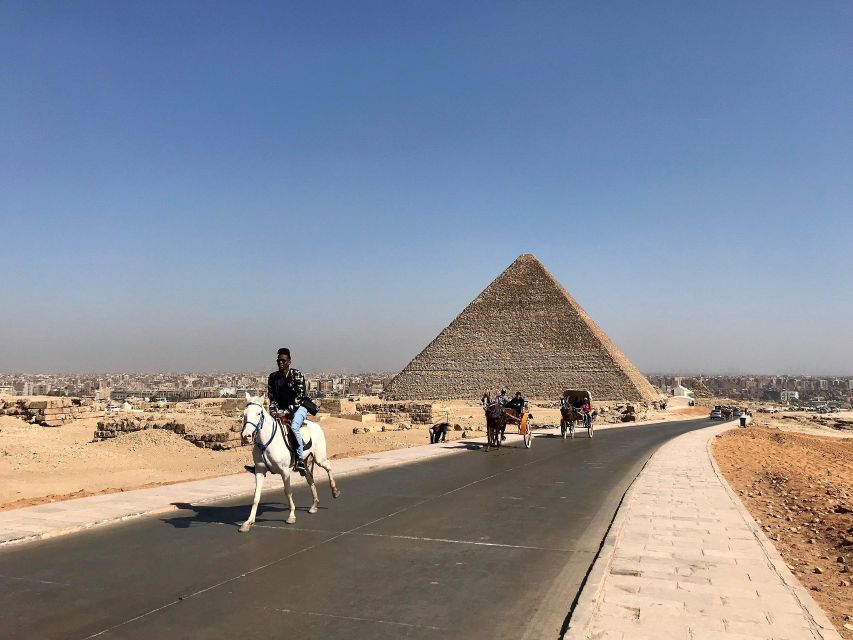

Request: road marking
left=357, top=531, right=569, bottom=551
left=220, top=522, right=574, bottom=552
left=266, top=606, right=445, bottom=631
left=79, top=453, right=551, bottom=639
left=0, top=573, right=71, bottom=587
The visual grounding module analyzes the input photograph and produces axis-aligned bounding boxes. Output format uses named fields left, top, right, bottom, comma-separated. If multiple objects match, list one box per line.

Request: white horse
left=239, top=393, right=340, bottom=532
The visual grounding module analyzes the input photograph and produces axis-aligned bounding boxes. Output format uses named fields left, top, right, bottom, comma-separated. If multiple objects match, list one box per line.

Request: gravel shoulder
left=712, top=425, right=853, bottom=639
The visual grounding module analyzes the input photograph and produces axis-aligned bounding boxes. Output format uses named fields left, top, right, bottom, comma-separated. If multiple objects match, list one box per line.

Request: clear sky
left=1, top=2, right=851, bottom=375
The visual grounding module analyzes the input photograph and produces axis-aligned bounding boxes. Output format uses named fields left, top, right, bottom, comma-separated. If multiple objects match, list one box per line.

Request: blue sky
left=1, top=1, right=851, bottom=374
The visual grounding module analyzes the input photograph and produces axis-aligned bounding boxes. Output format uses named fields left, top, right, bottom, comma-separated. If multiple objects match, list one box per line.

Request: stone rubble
left=0, top=397, right=104, bottom=427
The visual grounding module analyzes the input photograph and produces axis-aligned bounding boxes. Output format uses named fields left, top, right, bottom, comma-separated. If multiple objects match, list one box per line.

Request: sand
left=713, top=427, right=853, bottom=639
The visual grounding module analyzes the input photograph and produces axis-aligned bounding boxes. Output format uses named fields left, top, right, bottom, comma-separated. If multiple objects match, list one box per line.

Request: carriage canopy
left=562, top=389, right=592, bottom=407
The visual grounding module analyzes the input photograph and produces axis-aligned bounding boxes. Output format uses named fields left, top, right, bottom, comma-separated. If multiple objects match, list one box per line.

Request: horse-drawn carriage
left=483, top=395, right=534, bottom=451
left=560, top=389, right=594, bottom=439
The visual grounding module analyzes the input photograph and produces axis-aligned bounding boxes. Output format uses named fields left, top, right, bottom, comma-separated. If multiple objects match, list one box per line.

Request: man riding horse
left=268, top=347, right=313, bottom=472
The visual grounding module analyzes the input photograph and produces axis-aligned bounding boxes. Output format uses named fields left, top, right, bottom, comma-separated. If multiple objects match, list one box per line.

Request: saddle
left=278, top=420, right=313, bottom=470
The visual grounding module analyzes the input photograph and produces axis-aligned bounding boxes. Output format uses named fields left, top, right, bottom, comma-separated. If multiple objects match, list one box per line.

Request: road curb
left=707, top=425, right=842, bottom=639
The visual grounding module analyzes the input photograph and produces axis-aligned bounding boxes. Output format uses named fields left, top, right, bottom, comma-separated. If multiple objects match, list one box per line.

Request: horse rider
left=268, top=347, right=310, bottom=471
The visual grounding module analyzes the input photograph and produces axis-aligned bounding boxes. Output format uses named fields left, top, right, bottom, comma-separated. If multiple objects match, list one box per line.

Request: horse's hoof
left=332, top=489, right=341, bottom=499
left=286, top=515, right=296, bottom=524
left=238, top=523, right=252, bottom=533
left=309, top=505, right=318, bottom=514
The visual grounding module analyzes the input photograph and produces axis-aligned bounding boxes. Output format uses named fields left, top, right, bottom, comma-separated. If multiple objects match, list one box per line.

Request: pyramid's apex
left=511, top=253, right=542, bottom=266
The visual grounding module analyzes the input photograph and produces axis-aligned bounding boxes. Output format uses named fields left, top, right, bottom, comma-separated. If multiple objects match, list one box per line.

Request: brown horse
left=483, top=395, right=506, bottom=451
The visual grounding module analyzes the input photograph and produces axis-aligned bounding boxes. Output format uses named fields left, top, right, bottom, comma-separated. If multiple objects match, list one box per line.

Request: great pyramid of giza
left=384, top=254, right=659, bottom=402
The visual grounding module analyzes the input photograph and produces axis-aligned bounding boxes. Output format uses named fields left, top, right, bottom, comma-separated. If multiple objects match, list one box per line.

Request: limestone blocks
left=0, top=397, right=104, bottom=427
left=92, top=418, right=241, bottom=450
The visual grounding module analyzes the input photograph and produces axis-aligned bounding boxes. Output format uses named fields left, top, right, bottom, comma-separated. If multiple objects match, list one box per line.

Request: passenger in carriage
left=506, top=391, right=525, bottom=417
left=581, top=397, right=593, bottom=428
left=494, top=388, right=508, bottom=408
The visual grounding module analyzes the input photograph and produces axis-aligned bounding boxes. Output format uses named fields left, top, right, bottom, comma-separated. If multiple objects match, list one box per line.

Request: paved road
left=0, top=418, right=713, bottom=640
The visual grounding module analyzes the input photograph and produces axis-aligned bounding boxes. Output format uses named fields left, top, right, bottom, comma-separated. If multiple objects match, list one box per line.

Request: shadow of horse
left=440, top=442, right=487, bottom=451
left=163, top=500, right=326, bottom=530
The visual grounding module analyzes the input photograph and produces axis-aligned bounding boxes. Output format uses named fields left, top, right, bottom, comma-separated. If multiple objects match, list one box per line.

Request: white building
left=673, top=384, right=694, bottom=398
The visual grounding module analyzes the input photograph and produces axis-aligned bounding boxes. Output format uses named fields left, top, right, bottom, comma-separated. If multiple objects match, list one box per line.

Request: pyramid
left=384, top=254, right=659, bottom=402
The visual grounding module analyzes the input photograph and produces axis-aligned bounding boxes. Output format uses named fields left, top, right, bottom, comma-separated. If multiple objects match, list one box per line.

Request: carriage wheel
left=588, top=422, right=594, bottom=438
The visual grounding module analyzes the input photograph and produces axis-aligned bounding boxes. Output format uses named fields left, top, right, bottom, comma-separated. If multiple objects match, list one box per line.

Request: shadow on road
left=440, top=442, right=486, bottom=451
left=163, top=501, right=325, bottom=530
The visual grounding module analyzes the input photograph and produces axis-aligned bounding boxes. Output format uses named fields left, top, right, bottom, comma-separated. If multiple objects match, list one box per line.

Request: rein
left=244, top=402, right=278, bottom=453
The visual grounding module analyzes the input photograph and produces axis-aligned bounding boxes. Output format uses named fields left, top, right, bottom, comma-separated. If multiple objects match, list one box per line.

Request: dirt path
left=713, top=426, right=853, bottom=638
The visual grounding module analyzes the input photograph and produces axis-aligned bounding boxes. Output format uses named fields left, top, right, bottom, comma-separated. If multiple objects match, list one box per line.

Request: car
left=709, top=409, right=723, bottom=420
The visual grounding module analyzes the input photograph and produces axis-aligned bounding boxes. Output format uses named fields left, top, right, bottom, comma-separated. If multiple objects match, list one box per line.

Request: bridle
left=243, top=402, right=278, bottom=453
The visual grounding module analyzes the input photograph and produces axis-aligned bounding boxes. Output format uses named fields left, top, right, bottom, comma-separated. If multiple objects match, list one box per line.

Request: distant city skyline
left=2, top=2, right=851, bottom=375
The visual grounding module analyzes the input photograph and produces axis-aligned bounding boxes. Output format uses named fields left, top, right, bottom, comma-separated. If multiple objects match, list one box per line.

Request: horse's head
left=241, top=392, right=266, bottom=444
left=484, top=401, right=501, bottom=420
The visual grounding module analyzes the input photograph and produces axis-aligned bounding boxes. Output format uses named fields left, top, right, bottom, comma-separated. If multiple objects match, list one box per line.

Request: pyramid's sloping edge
left=385, top=254, right=659, bottom=402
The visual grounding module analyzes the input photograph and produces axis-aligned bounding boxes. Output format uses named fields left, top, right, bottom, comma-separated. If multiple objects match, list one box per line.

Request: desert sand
left=713, top=427, right=853, bottom=639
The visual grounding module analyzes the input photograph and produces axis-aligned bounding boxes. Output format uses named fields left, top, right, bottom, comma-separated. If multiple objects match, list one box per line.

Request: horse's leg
left=239, top=470, right=266, bottom=533
left=281, top=470, right=297, bottom=524
left=306, top=457, right=320, bottom=514
left=313, top=457, right=341, bottom=498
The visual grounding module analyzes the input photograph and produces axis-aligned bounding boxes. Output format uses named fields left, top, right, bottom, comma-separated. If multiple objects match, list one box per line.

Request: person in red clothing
left=581, top=398, right=593, bottom=429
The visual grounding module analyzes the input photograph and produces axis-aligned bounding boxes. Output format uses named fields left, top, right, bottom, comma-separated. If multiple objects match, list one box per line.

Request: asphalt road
left=0, top=418, right=714, bottom=640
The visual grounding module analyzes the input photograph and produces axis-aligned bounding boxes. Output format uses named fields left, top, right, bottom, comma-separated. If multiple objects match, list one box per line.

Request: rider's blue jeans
left=290, top=406, right=307, bottom=460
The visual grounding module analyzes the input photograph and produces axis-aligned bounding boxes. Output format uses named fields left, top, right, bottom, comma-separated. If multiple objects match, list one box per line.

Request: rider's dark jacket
left=268, top=368, right=308, bottom=416
left=506, top=396, right=525, bottom=414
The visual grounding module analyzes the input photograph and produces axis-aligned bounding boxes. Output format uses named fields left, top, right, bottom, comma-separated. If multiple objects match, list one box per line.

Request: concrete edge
left=706, top=425, right=843, bottom=639
left=0, top=486, right=256, bottom=549
left=0, top=416, right=706, bottom=550
left=562, top=439, right=665, bottom=639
